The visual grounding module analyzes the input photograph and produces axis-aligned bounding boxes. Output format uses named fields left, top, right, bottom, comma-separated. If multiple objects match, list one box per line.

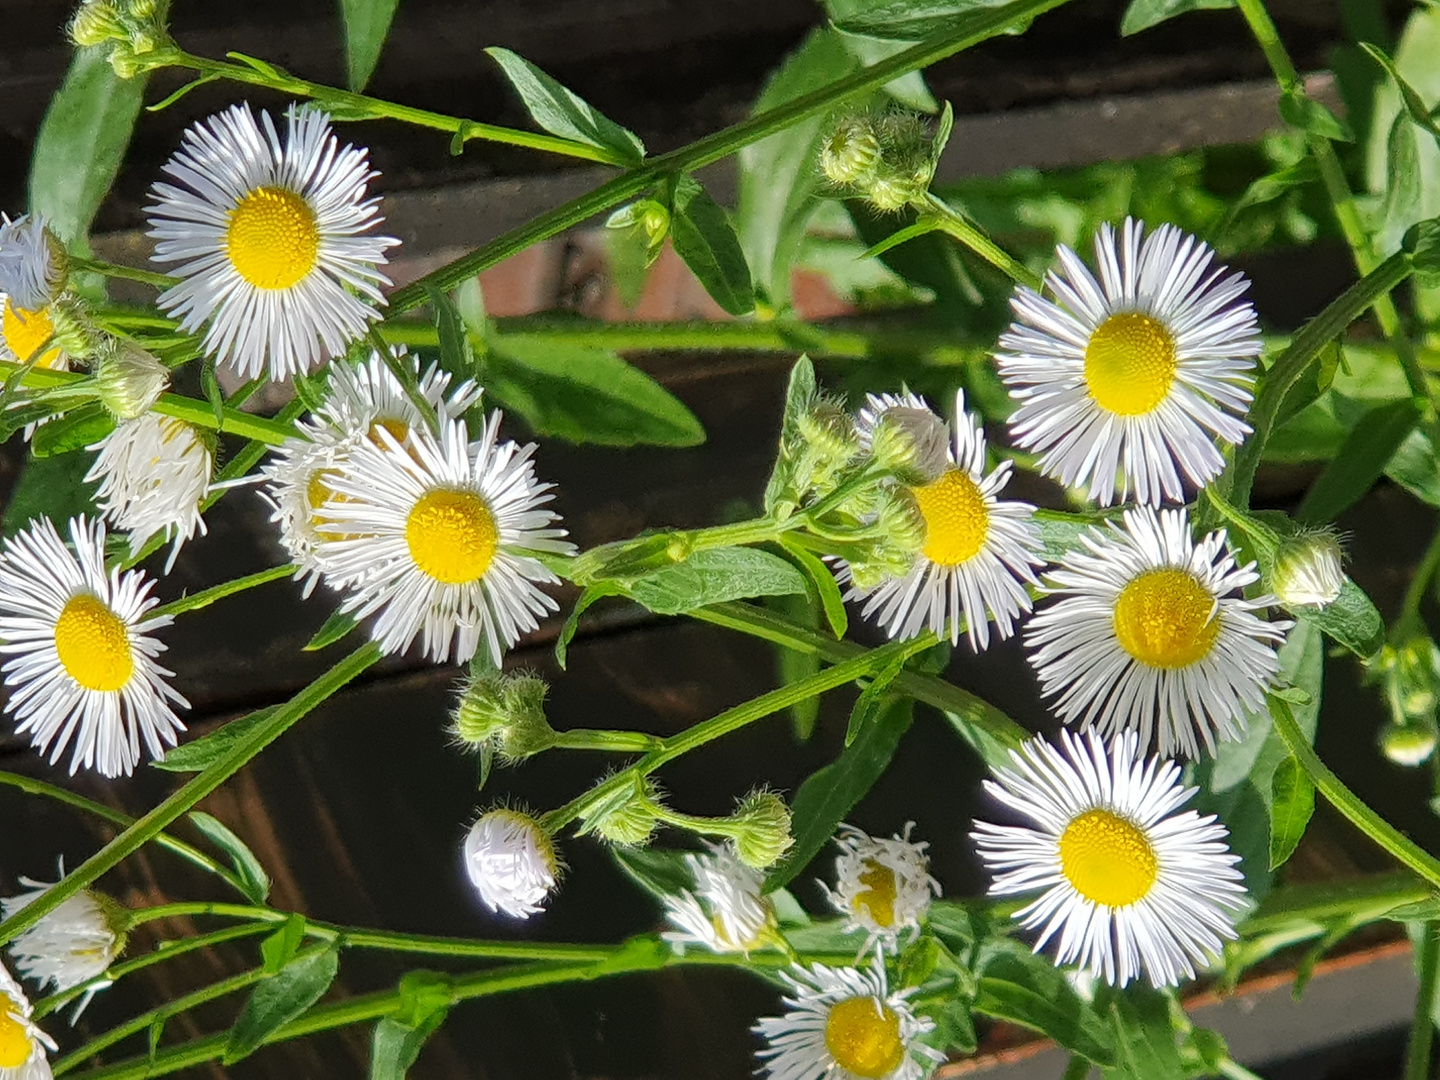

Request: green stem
left=1218, top=1060, right=1267, bottom=1080
left=1396, top=525, right=1440, bottom=640
left=71, top=257, right=180, bottom=291
left=550, top=729, right=663, bottom=753
left=922, top=194, right=1044, bottom=290
left=1060, top=1055, right=1091, bottom=1080
left=1406, top=922, right=1440, bottom=1080
left=1269, top=694, right=1440, bottom=889
left=149, top=564, right=294, bottom=619
left=385, top=0, right=1075, bottom=313
left=0, top=643, right=382, bottom=950
left=0, top=772, right=250, bottom=900
left=157, top=49, right=629, bottom=166
left=123, top=902, right=282, bottom=927
left=649, top=804, right=742, bottom=839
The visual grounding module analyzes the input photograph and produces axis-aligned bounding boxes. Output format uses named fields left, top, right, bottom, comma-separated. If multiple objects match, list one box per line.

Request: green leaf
left=155, top=707, right=279, bottom=772
left=669, top=176, right=756, bottom=317
left=189, top=811, right=272, bottom=905
left=1119, top=0, right=1233, bottom=35
left=484, top=48, right=644, bottom=163
left=768, top=590, right=824, bottom=740
left=304, top=609, right=360, bottom=651
left=627, top=548, right=808, bottom=617
left=29, top=46, right=148, bottom=252
left=1215, top=157, right=1319, bottom=244
left=428, top=286, right=478, bottom=384
left=1408, top=218, right=1440, bottom=286
left=555, top=583, right=624, bottom=668
left=858, top=219, right=944, bottom=262
left=845, top=641, right=927, bottom=746
left=1274, top=340, right=1340, bottom=430
left=339, top=0, right=399, bottom=91
left=487, top=339, right=703, bottom=447
left=224, top=946, right=339, bottom=1064
left=2, top=450, right=98, bottom=539
left=1361, top=42, right=1440, bottom=147
left=972, top=941, right=1115, bottom=1066
left=1279, top=90, right=1355, bottom=142
left=369, top=972, right=454, bottom=1080
left=1099, top=984, right=1183, bottom=1080
left=764, top=357, right=819, bottom=516
left=831, top=0, right=1034, bottom=41
left=1033, top=510, right=1111, bottom=561
left=766, top=697, right=914, bottom=890
left=1296, top=396, right=1422, bottom=523
left=1387, top=428, right=1440, bottom=508
left=1298, top=577, right=1384, bottom=660
left=1383, top=896, right=1440, bottom=922
left=260, top=915, right=307, bottom=973
left=1380, top=112, right=1424, bottom=240
left=30, top=403, right=114, bottom=458
left=1268, top=754, right=1315, bottom=870
left=779, top=536, right=848, bottom=639
left=611, top=845, right=695, bottom=902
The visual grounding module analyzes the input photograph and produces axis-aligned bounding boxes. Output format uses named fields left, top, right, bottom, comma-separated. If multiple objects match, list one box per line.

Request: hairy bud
left=728, top=790, right=793, bottom=870
left=452, top=670, right=556, bottom=762
left=94, top=338, right=169, bottom=421
left=870, top=406, right=950, bottom=485
left=69, top=0, right=129, bottom=46
left=583, top=774, right=664, bottom=847
left=1270, top=529, right=1345, bottom=608
left=818, top=115, right=882, bottom=188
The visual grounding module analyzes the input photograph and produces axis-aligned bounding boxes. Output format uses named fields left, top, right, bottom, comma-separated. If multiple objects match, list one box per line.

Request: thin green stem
left=124, top=902, right=283, bottom=927
left=550, top=729, right=663, bottom=753
left=0, top=643, right=382, bottom=950
left=71, top=257, right=180, bottom=291
left=923, top=194, right=1043, bottom=290
left=1269, top=694, right=1440, bottom=889
left=1405, top=921, right=1440, bottom=1080
left=649, top=804, right=740, bottom=838
left=1397, top=525, right=1440, bottom=640
left=386, top=0, right=1075, bottom=312
left=149, top=564, right=294, bottom=619
left=1218, top=1060, right=1267, bottom=1080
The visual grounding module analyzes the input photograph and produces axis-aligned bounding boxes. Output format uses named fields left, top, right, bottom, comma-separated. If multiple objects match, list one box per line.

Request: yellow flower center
left=0, top=1002, right=31, bottom=1069
left=2, top=300, right=62, bottom=367
left=853, top=859, right=898, bottom=928
left=225, top=186, right=320, bottom=290
left=405, top=488, right=499, bottom=585
left=1058, top=808, right=1158, bottom=907
left=1112, top=567, right=1220, bottom=669
left=1083, top=311, right=1178, bottom=416
left=824, top=997, right=905, bottom=1079
left=369, top=418, right=411, bottom=446
left=911, top=467, right=989, bottom=566
left=54, top=593, right=134, bottom=693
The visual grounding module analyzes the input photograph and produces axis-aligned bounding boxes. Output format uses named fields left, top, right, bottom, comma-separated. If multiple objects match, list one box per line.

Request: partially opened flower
left=997, top=217, right=1260, bottom=506
left=147, top=103, right=398, bottom=381
left=839, top=390, right=1044, bottom=651
left=0, top=215, right=69, bottom=374
left=661, top=843, right=774, bottom=955
left=463, top=809, right=558, bottom=919
left=972, top=729, right=1248, bottom=988
left=2, top=875, right=125, bottom=1002
left=753, top=956, right=943, bottom=1080
left=0, top=964, right=55, bottom=1080
left=0, top=515, right=187, bottom=777
left=312, top=413, right=572, bottom=665
left=1026, top=506, right=1288, bottom=759
left=821, top=823, right=940, bottom=951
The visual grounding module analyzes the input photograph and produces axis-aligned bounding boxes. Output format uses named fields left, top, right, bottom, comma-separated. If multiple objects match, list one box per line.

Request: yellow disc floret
left=405, top=488, right=499, bottom=585
left=369, top=417, right=410, bottom=446
left=1058, top=808, right=1158, bottom=907
left=1113, top=567, right=1220, bottom=669
left=2, top=300, right=62, bottom=367
left=911, top=467, right=989, bottom=566
left=0, top=1002, right=32, bottom=1069
left=225, top=186, right=320, bottom=290
left=55, top=593, right=134, bottom=693
left=1083, top=311, right=1178, bottom=416
left=824, top=996, right=905, bottom=1079
left=853, top=859, right=898, bottom=928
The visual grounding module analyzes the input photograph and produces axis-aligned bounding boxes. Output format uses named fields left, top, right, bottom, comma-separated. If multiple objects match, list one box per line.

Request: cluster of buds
left=69, top=0, right=171, bottom=77
left=818, top=104, right=952, bottom=213
left=451, top=670, right=557, bottom=763
left=1370, top=635, right=1440, bottom=766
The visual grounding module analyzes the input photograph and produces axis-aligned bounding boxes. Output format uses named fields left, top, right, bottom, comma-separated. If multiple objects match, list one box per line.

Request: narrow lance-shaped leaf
left=370, top=972, right=454, bottom=1080
left=1362, top=42, right=1440, bottom=148
left=669, top=175, right=757, bottom=317
left=626, top=548, right=808, bottom=617
left=189, top=811, right=272, bottom=905
left=1296, top=396, right=1422, bottom=523
left=224, top=946, right=339, bottom=1064
left=1119, top=0, right=1233, bottom=36
left=1268, top=754, right=1315, bottom=870
left=484, top=47, right=645, bottom=163
left=339, top=0, right=400, bottom=92
left=780, top=536, right=849, bottom=639
left=972, top=942, right=1115, bottom=1066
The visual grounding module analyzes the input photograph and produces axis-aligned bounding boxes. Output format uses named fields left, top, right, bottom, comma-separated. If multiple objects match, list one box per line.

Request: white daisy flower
left=0, top=515, right=187, bottom=777
left=972, top=729, right=1248, bottom=988
left=312, top=413, right=572, bottom=665
left=0, top=215, right=66, bottom=315
left=661, top=843, right=775, bottom=955
left=2, top=875, right=124, bottom=1002
left=753, top=955, right=943, bottom=1080
left=996, top=217, right=1261, bottom=506
left=841, top=389, right=1044, bottom=651
left=260, top=347, right=481, bottom=597
left=86, top=413, right=214, bottom=570
left=1026, top=506, right=1288, bottom=759
left=820, top=823, right=940, bottom=951
left=463, top=809, right=558, bottom=919
left=146, top=103, right=399, bottom=381
left=0, top=963, right=56, bottom=1080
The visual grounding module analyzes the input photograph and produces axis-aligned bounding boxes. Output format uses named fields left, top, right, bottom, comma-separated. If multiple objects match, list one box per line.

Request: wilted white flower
left=821, top=823, right=940, bottom=950
left=661, top=843, right=774, bottom=955
left=2, top=876, right=125, bottom=1011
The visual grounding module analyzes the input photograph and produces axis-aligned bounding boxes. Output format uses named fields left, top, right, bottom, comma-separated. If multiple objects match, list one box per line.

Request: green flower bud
left=796, top=396, right=861, bottom=470
left=69, top=0, right=129, bottom=46
left=874, top=487, right=927, bottom=555
left=818, top=115, right=882, bottom=188
left=728, top=789, right=793, bottom=869
left=1271, top=529, right=1345, bottom=608
left=1380, top=720, right=1437, bottom=767
left=870, top=406, right=950, bottom=485
left=107, top=42, right=143, bottom=79
left=585, top=774, right=663, bottom=847
left=452, top=670, right=556, bottom=762
left=95, top=338, right=169, bottom=421
left=606, top=199, right=670, bottom=267
left=47, top=296, right=102, bottom=362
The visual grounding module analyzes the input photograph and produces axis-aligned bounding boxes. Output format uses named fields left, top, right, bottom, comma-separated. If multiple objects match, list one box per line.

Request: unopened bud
left=875, top=487, right=927, bottom=555
left=46, top=296, right=101, bottom=361
left=95, top=339, right=168, bottom=420
left=585, top=774, right=663, bottom=847
left=107, top=43, right=143, bottom=78
left=728, top=790, right=793, bottom=869
left=870, top=406, right=950, bottom=485
left=819, top=115, right=881, bottom=188
left=606, top=199, right=670, bottom=267
left=463, top=809, right=558, bottom=919
left=1381, top=720, right=1437, bottom=767
left=1271, top=529, right=1345, bottom=608
left=796, top=397, right=860, bottom=469
left=69, top=0, right=128, bottom=46
left=453, top=671, right=556, bottom=762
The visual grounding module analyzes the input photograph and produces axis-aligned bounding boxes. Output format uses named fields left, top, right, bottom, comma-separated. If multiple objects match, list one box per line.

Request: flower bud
left=870, top=405, right=950, bottom=485
left=728, top=789, right=793, bottom=869
left=818, top=114, right=881, bottom=188
left=585, top=774, right=663, bottom=847
left=796, top=396, right=860, bottom=470
left=606, top=199, right=670, bottom=268
left=69, top=0, right=128, bottom=46
left=463, top=809, right=559, bottom=919
left=0, top=215, right=68, bottom=314
left=1380, top=720, right=1437, bottom=767
left=107, top=42, right=144, bottom=78
left=95, top=338, right=169, bottom=420
left=452, top=670, right=556, bottom=762
left=1271, top=529, right=1345, bottom=608
left=873, top=487, right=927, bottom=555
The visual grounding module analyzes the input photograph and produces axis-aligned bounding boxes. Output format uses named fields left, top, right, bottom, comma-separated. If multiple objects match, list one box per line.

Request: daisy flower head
left=0, top=215, right=66, bottom=316
left=661, top=842, right=774, bottom=955
left=753, top=955, right=943, bottom=1080
left=146, top=103, right=399, bottom=381
left=312, top=413, right=573, bottom=665
left=971, top=728, right=1248, bottom=988
left=1026, top=505, right=1288, bottom=759
left=3, top=874, right=125, bottom=999
left=842, top=389, right=1044, bottom=651
left=86, top=413, right=214, bottom=570
left=463, top=809, right=558, bottom=919
left=821, top=823, right=940, bottom=951
left=996, top=217, right=1261, bottom=506
left=0, top=515, right=187, bottom=777
left=0, top=963, right=55, bottom=1080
